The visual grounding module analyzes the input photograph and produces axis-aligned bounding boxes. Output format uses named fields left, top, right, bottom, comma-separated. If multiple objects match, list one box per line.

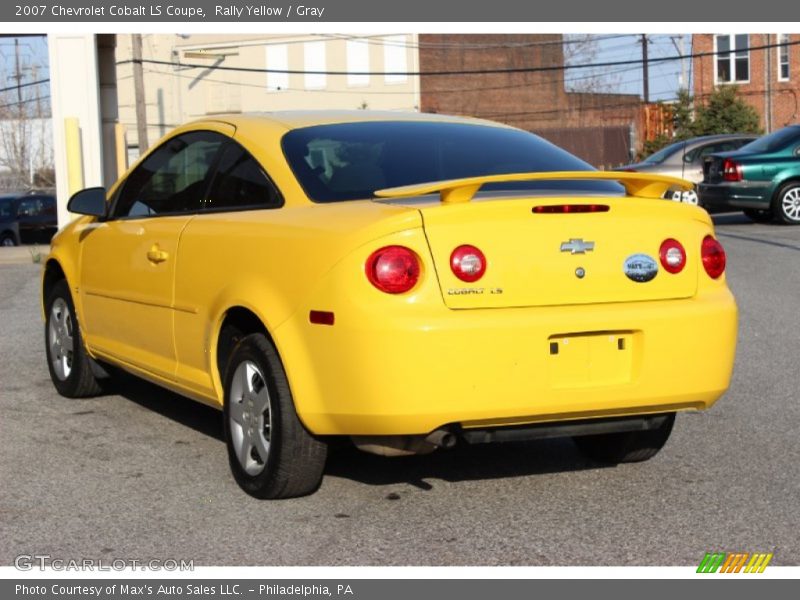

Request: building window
left=778, top=34, right=790, bottom=81
left=304, top=41, right=326, bottom=89
left=715, top=34, right=749, bottom=83
left=346, top=40, right=370, bottom=87
left=266, top=44, right=289, bottom=91
left=383, top=35, right=408, bottom=84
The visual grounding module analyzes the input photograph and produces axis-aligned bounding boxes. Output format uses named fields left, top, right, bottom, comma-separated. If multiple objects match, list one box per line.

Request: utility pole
left=670, top=35, right=687, bottom=90
left=765, top=34, right=773, bottom=133
left=13, top=38, right=23, bottom=108
left=641, top=34, right=649, bottom=103
left=131, top=34, right=149, bottom=154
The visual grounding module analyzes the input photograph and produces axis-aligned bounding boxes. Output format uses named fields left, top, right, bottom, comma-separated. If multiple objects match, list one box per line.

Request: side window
left=16, top=198, right=44, bottom=217
left=204, top=143, right=282, bottom=211
left=114, top=131, right=226, bottom=218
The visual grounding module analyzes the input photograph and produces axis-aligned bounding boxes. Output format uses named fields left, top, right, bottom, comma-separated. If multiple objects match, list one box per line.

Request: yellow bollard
left=64, top=117, right=84, bottom=195
left=115, top=122, right=128, bottom=179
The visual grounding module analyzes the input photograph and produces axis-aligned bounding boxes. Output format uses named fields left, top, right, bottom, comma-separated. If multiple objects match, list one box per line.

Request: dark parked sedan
left=698, top=125, right=800, bottom=224
left=0, top=192, right=58, bottom=246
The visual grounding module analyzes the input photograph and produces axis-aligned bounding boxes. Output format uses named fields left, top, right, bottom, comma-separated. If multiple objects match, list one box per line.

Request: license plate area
left=548, top=331, right=635, bottom=388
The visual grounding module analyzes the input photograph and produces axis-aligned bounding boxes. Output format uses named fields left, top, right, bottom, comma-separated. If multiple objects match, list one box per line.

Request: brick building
left=418, top=34, right=643, bottom=166
left=693, top=34, right=800, bottom=131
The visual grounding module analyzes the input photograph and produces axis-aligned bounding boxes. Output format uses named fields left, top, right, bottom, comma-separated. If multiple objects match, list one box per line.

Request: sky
left=568, top=33, right=688, bottom=101
left=0, top=35, right=51, bottom=113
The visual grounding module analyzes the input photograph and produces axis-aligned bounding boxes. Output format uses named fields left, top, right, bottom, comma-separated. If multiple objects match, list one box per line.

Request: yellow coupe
left=43, top=112, right=737, bottom=498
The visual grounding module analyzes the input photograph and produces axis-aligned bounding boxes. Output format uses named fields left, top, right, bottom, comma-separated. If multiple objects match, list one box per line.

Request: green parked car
left=698, top=125, right=800, bottom=224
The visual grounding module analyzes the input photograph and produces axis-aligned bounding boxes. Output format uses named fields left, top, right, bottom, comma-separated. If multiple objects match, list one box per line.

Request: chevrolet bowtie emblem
left=560, top=239, right=595, bottom=254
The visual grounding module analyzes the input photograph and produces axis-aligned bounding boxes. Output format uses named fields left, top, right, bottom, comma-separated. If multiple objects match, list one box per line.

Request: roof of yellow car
left=199, top=110, right=513, bottom=132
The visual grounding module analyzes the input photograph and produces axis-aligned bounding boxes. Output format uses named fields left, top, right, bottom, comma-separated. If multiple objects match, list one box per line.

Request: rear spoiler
left=374, top=171, right=693, bottom=205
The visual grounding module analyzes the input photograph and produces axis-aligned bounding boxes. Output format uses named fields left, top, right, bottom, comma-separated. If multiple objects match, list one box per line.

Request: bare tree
left=0, top=64, right=54, bottom=191
left=563, top=34, right=623, bottom=94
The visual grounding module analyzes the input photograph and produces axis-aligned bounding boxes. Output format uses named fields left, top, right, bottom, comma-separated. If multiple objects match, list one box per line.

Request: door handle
left=147, top=246, right=169, bottom=264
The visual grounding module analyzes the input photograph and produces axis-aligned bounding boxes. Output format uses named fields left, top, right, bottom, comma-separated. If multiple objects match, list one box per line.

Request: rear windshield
left=281, top=121, right=622, bottom=203
left=740, top=127, right=800, bottom=154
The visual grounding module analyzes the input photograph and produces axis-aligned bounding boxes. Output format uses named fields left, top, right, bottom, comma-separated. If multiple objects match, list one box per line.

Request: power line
left=0, top=77, right=49, bottom=94
left=0, top=94, right=51, bottom=110
left=118, top=38, right=800, bottom=78
left=324, top=33, right=631, bottom=50
left=136, top=60, right=652, bottom=98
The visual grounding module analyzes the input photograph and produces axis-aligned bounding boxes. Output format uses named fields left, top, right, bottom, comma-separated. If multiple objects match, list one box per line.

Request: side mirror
left=67, top=187, right=107, bottom=217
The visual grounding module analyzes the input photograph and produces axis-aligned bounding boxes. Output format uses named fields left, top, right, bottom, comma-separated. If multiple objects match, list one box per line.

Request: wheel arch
left=771, top=175, right=800, bottom=202
left=42, top=258, right=70, bottom=319
left=213, top=305, right=276, bottom=399
left=0, top=228, right=18, bottom=244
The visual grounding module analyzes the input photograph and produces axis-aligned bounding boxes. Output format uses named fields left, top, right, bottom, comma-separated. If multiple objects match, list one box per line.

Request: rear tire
left=772, top=183, right=800, bottom=224
left=743, top=208, right=773, bottom=223
left=44, top=279, right=104, bottom=397
left=1, top=232, right=17, bottom=246
left=223, top=333, right=327, bottom=499
left=573, top=413, right=675, bottom=463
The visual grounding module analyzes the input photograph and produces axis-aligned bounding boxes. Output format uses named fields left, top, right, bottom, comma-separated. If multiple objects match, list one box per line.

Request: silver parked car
left=618, top=134, right=757, bottom=205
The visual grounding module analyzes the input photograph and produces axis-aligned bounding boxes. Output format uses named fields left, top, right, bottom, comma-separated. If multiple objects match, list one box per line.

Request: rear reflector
left=309, top=310, right=335, bottom=326
left=532, top=204, right=610, bottom=214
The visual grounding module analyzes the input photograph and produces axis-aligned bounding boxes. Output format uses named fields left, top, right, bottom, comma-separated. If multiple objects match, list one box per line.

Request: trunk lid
left=415, top=196, right=704, bottom=309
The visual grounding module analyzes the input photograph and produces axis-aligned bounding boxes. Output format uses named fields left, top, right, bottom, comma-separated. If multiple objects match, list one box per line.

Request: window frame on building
left=778, top=33, right=790, bottom=82
left=714, top=34, right=750, bottom=85
left=382, top=35, right=409, bottom=85
left=266, top=44, right=289, bottom=92
left=303, top=41, right=327, bottom=90
left=346, top=39, right=370, bottom=87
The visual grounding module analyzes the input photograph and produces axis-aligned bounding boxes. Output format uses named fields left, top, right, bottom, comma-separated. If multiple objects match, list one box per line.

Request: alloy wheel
left=228, top=360, right=272, bottom=475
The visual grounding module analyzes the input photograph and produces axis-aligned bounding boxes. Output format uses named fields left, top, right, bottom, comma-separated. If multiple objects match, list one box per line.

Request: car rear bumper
left=698, top=181, right=772, bottom=209
left=276, top=288, right=738, bottom=436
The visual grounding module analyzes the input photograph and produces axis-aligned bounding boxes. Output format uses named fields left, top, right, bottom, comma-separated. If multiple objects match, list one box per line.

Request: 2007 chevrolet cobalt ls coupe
left=43, top=112, right=737, bottom=498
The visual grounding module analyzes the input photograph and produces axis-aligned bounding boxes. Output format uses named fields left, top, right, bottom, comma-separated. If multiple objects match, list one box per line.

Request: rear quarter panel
left=171, top=201, right=422, bottom=404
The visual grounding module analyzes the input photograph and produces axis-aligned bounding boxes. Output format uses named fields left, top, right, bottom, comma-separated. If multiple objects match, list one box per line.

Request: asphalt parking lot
left=1, top=213, right=798, bottom=567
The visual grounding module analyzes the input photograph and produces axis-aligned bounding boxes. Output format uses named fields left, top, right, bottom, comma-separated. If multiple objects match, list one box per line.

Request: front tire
left=573, top=413, right=675, bottom=464
left=223, top=333, right=327, bottom=499
left=773, top=183, right=800, bottom=224
left=44, top=279, right=103, bottom=397
left=1, top=232, right=17, bottom=246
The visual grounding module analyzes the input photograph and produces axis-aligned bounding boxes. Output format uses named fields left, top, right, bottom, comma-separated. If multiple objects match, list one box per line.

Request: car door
left=78, top=129, right=230, bottom=380
left=172, top=140, right=284, bottom=399
left=14, top=196, right=45, bottom=244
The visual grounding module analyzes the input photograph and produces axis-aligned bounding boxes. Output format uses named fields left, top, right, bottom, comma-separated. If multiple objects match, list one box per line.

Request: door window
left=16, top=198, right=44, bottom=217
left=204, top=143, right=282, bottom=211
left=114, top=131, right=226, bottom=218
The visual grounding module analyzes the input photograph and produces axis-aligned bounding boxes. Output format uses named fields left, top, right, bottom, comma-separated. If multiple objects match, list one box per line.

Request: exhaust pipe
left=351, top=428, right=458, bottom=457
left=425, top=428, right=457, bottom=449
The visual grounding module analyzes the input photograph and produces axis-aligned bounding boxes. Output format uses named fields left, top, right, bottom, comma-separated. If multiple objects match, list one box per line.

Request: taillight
left=701, top=235, right=726, bottom=279
left=450, top=245, right=487, bottom=282
left=365, top=246, right=420, bottom=294
left=722, top=158, right=743, bottom=182
left=659, top=238, right=686, bottom=274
